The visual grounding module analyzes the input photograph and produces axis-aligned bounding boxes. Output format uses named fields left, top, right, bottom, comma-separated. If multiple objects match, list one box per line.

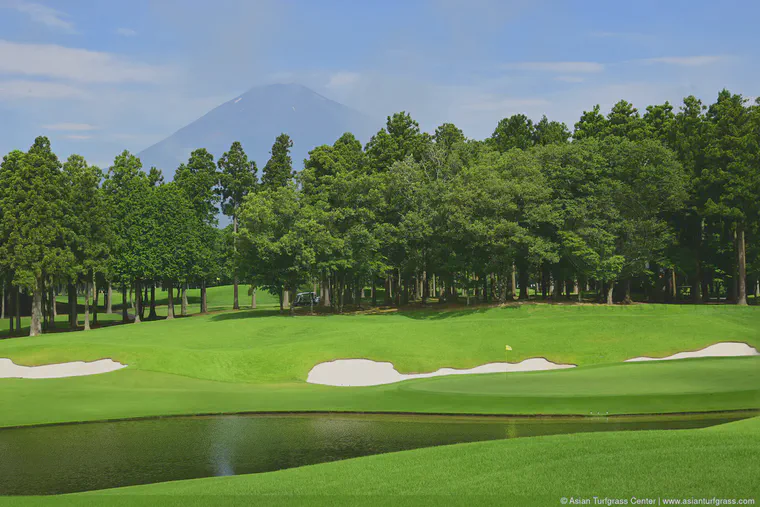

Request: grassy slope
left=0, top=357, right=757, bottom=428
left=2, top=295, right=759, bottom=384
left=5, top=416, right=758, bottom=507
left=1, top=287, right=759, bottom=427
left=1, top=286, right=280, bottom=336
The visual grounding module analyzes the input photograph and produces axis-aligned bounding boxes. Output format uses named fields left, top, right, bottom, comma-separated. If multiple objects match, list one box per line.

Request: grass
left=1, top=285, right=280, bottom=336
left=0, top=354, right=757, bottom=428
left=0, top=286, right=758, bottom=428
left=0, top=285, right=758, bottom=504
left=4, top=416, right=758, bottom=506
left=2, top=291, right=759, bottom=384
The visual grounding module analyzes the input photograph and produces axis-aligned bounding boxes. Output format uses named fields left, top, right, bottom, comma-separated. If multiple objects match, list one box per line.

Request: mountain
left=137, top=83, right=378, bottom=179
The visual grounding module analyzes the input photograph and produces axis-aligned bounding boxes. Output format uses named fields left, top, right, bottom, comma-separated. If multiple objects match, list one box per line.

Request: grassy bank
left=0, top=357, right=757, bottom=428
left=1, top=289, right=759, bottom=427
left=2, top=295, right=759, bottom=384
left=3, top=416, right=757, bottom=506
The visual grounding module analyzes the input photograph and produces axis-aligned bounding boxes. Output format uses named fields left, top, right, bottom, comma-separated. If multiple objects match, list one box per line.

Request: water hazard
left=0, top=411, right=752, bottom=495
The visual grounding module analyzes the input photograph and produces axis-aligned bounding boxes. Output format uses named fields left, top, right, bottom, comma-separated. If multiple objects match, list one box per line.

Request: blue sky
left=0, top=0, right=758, bottom=167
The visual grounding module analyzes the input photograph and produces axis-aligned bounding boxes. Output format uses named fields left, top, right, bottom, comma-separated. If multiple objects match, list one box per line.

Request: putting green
left=0, top=357, right=757, bottom=428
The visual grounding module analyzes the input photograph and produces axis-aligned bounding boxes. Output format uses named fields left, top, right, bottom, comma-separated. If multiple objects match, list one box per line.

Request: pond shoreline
left=2, top=407, right=757, bottom=432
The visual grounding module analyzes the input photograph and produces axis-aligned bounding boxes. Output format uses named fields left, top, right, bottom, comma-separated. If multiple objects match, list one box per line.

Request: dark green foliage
left=1, top=88, right=758, bottom=333
left=490, top=114, right=535, bottom=151
left=217, top=141, right=257, bottom=221
left=261, top=134, right=295, bottom=189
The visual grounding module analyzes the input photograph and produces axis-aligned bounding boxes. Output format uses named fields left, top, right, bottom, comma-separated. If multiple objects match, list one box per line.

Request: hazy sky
left=0, top=0, right=758, bottom=167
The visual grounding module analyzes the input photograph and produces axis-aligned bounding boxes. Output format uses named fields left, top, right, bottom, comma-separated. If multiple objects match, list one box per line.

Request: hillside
left=138, top=83, right=377, bottom=178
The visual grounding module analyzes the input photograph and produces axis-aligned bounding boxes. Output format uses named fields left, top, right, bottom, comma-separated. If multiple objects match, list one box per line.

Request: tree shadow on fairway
left=396, top=304, right=519, bottom=320
left=210, top=309, right=285, bottom=321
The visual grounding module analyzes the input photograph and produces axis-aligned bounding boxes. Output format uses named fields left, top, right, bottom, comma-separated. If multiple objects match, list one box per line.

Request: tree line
left=1, top=89, right=758, bottom=336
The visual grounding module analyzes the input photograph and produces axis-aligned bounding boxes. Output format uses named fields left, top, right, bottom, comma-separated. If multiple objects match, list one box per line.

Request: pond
left=0, top=411, right=753, bottom=495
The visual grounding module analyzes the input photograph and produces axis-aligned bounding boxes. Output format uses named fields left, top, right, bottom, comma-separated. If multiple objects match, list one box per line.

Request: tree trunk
left=701, top=272, right=710, bottom=303
left=122, top=285, right=129, bottom=323
left=7, top=286, right=13, bottom=335
left=623, top=279, right=632, bottom=304
left=129, top=286, right=133, bottom=310
left=670, top=269, right=677, bottom=302
left=692, top=255, right=703, bottom=303
left=233, top=214, right=240, bottom=310
left=167, top=281, right=175, bottom=319
left=250, top=286, right=255, bottom=309
left=30, top=278, right=43, bottom=336
left=84, top=280, right=91, bottom=331
left=133, top=281, right=142, bottom=324
left=281, top=286, right=289, bottom=311
left=384, top=275, right=391, bottom=305
left=552, top=271, right=561, bottom=299
left=106, top=283, right=112, bottom=314
left=518, top=265, right=529, bottom=300
left=181, top=282, right=188, bottom=316
left=289, top=288, right=295, bottom=316
left=338, top=275, right=345, bottom=313
left=68, top=283, right=77, bottom=329
left=139, top=285, right=146, bottom=321
left=1, top=283, right=4, bottom=321
left=48, top=286, right=56, bottom=329
left=93, top=277, right=99, bottom=326
left=737, top=224, right=747, bottom=305
left=606, top=281, right=615, bottom=305
left=371, top=280, right=377, bottom=306
left=323, top=276, right=331, bottom=307
left=15, top=287, right=21, bottom=332
left=149, top=284, right=157, bottom=319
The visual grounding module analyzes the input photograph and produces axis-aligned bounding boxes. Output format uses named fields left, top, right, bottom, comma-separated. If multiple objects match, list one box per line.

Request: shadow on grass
left=395, top=305, right=514, bottom=320
left=210, top=309, right=285, bottom=321
left=0, top=313, right=200, bottom=340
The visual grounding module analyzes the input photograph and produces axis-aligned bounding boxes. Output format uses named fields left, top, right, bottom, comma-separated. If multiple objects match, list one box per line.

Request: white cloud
left=42, top=122, right=97, bottom=131
left=4, top=1, right=76, bottom=33
left=641, top=56, right=726, bottom=67
left=555, top=76, right=585, bottom=83
left=116, top=27, right=137, bottom=37
left=502, top=61, right=604, bottom=73
left=0, top=40, right=172, bottom=83
left=326, top=71, right=361, bottom=89
left=0, top=80, right=86, bottom=99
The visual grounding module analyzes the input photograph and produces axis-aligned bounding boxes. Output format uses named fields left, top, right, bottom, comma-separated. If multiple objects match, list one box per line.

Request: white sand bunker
left=625, top=342, right=759, bottom=362
left=0, top=358, right=127, bottom=379
left=307, top=358, right=576, bottom=387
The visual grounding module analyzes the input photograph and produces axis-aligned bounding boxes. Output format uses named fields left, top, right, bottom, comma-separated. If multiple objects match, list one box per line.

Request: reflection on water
left=0, top=411, right=752, bottom=495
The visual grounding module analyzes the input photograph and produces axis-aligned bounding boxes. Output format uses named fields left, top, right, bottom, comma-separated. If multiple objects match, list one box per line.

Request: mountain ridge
left=137, top=83, right=377, bottom=179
